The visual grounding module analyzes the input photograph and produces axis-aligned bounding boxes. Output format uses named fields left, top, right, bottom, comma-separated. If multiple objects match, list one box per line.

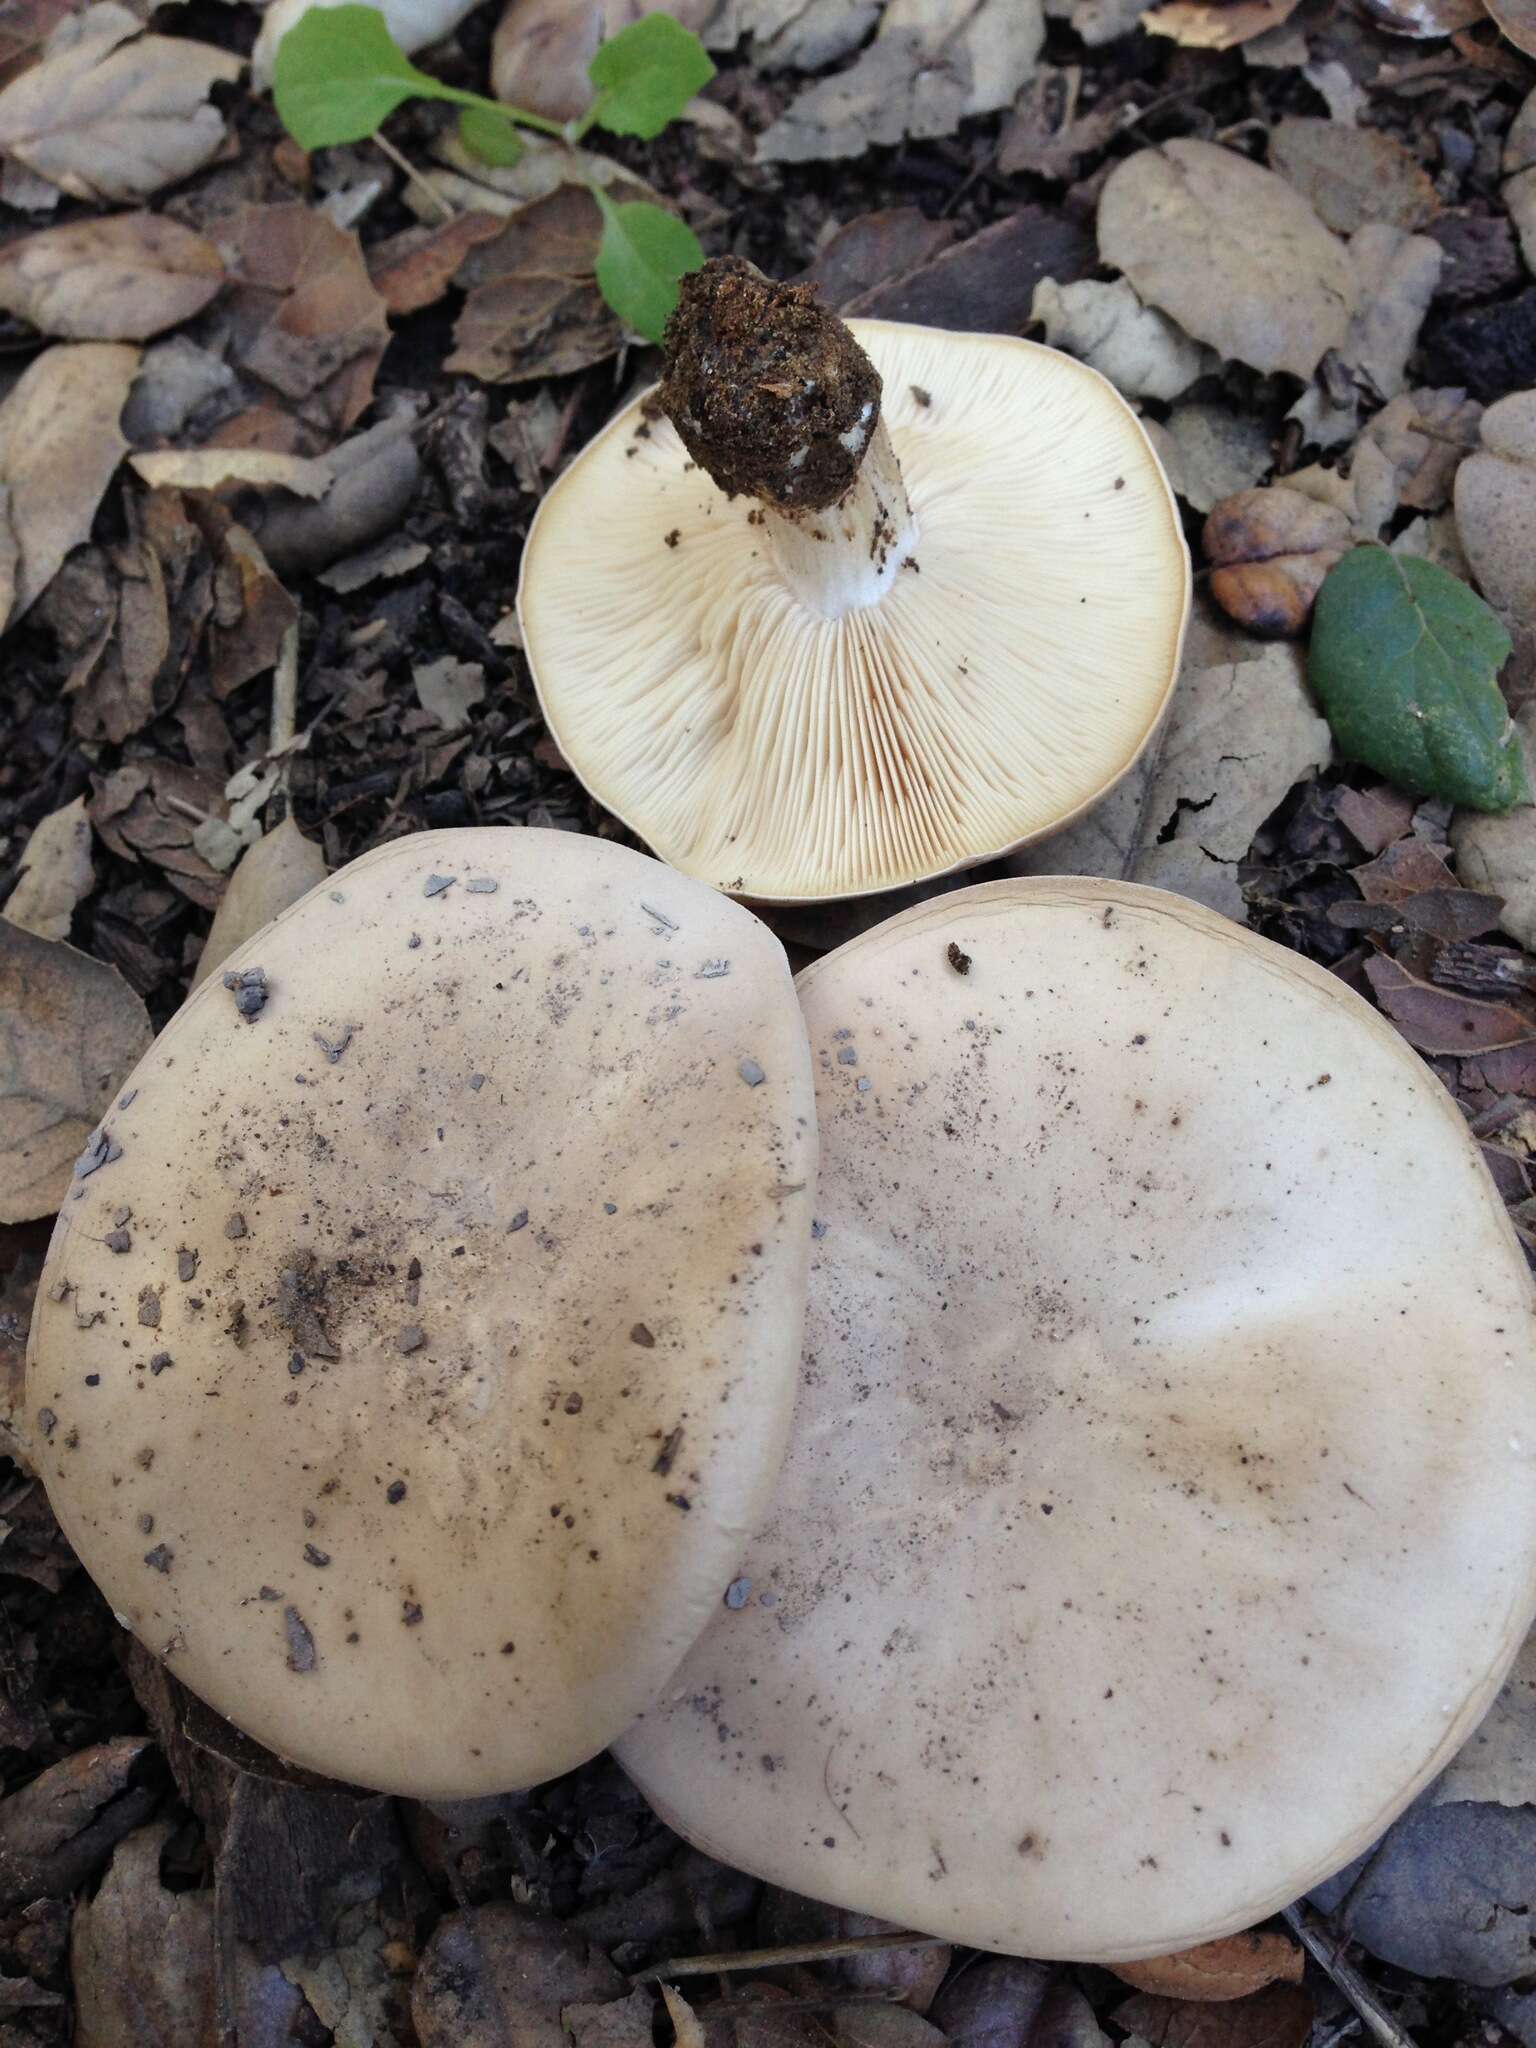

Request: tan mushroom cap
left=517, top=323, right=1189, bottom=905
left=26, top=829, right=816, bottom=1798
left=618, top=878, right=1536, bottom=1960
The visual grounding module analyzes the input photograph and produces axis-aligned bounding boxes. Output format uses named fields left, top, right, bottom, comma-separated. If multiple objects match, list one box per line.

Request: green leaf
left=1308, top=545, right=1528, bottom=812
left=272, top=2, right=442, bottom=148
left=458, top=103, right=523, bottom=166
left=587, top=13, right=715, bottom=140
left=593, top=191, right=704, bottom=343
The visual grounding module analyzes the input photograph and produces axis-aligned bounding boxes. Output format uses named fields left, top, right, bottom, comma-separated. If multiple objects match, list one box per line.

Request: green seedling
left=272, top=5, right=712, bottom=341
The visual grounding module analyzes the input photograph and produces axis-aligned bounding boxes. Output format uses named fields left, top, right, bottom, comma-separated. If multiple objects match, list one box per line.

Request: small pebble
left=386, top=1480, right=407, bottom=1504
left=225, top=1213, right=247, bottom=1241
left=397, top=1325, right=426, bottom=1354
left=857, top=1076, right=872, bottom=1092
left=423, top=874, right=455, bottom=898
left=303, top=1543, right=330, bottom=1568
left=837, top=1046, right=858, bottom=1065
left=150, top=1352, right=172, bottom=1375
left=739, top=1057, right=766, bottom=1087
left=103, top=1228, right=131, bottom=1254
left=466, top=877, right=498, bottom=894
left=725, top=1576, right=752, bottom=1609
left=144, top=1544, right=173, bottom=1574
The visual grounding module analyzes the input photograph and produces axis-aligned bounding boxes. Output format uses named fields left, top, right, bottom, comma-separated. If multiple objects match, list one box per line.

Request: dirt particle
left=466, top=877, right=498, bottom=894
left=653, top=1426, right=684, bottom=1475
left=303, top=1543, right=330, bottom=1568
left=386, top=1480, right=407, bottom=1504
left=664, top=529, right=681, bottom=549
left=666, top=1492, right=693, bottom=1511
left=150, top=1352, right=172, bottom=1376
left=137, top=1513, right=153, bottom=1534
left=176, top=1249, right=199, bottom=1282
left=397, top=1325, right=426, bottom=1355
left=103, top=1227, right=131, bottom=1254
left=423, top=873, right=456, bottom=899
left=284, top=1606, right=317, bottom=1671
left=725, top=1576, right=751, bottom=1608
left=631, top=1322, right=656, bottom=1348
left=37, top=1408, right=56, bottom=1439
left=225, top=1213, right=247, bottom=1240
left=137, top=1289, right=161, bottom=1329
left=508, top=1210, right=529, bottom=1233
left=402, top=1601, right=424, bottom=1627
left=739, top=1057, right=766, bottom=1087
left=564, top=1392, right=583, bottom=1415
left=947, top=942, right=971, bottom=976
left=223, top=966, right=269, bottom=1020
left=144, top=1543, right=173, bottom=1573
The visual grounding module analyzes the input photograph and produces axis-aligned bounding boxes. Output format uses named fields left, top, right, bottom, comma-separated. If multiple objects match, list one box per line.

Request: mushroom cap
left=617, top=878, right=1536, bottom=1959
left=26, top=829, right=816, bottom=1798
left=517, top=322, right=1190, bottom=905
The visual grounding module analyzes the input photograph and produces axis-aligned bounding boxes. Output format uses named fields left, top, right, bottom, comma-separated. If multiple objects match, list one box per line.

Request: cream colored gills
left=617, top=878, right=1536, bottom=1961
left=26, top=828, right=817, bottom=1800
left=519, top=313, right=1189, bottom=905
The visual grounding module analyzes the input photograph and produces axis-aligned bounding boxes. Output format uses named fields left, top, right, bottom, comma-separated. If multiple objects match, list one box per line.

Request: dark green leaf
left=593, top=192, right=703, bottom=343
left=587, top=13, right=715, bottom=140
left=458, top=103, right=523, bottom=166
left=272, top=2, right=439, bottom=148
left=1309, top=546, right=1527, bottom=813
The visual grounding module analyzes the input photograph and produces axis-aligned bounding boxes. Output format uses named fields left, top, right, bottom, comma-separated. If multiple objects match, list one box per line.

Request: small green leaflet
left=1309, top=546, right=1528, bottom=813
left=458, top=103, right=522, bottom=166
left=587, top=13, right=715, bottom=140
left=593, top=190, right=704, bottom=343
left=273, top=4, right=437, bottom=149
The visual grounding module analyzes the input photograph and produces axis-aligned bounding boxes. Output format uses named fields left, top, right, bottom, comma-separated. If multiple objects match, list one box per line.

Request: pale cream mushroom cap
left=618, top=878, right=1536, bottom=1959
left=26, top=828, right=816, bottom=1798
left=517, top=323, right=1189, bottom=904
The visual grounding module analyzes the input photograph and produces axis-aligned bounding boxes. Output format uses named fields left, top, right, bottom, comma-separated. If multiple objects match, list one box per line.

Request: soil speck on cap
left=177, top=1249, right=199, bottom=1282
left=225, top=1213, right=247, bottom=1240
left=144, top=1544, right=173, bottom=1573
left=137, top=1289, right=161, bottom=1328
left=397, top=1325, right=426, bottom=1354
left=303, top=1543, right=330, bottom=1567
left=38, top=1409, right=59, bottom=1440
left=103, top=1227, right=131, bottom=1253
left=631, top=1322, right=656, bottom=1348
left=275, top=1253, right=337, bottom=1358
left=402, top=1601, right=424, bottom=1627
left=947, top=942, right=972, bottom=975
left=284, top=1607, right=316, bottom=1671
left=150, top=1352, right=172, bottom=1375
left=222, top=966, right=269, bottom=1020
left=653, top=1426, right=684, bottom=1475
left=423, top=874, right=456, bottom=898
left=739, top=1058, right=766, bottom=1087
left=508, top=1210, right=529, bottom=1232
left=466, top=877, right=498, bottom=893
left=386, top=1480, right=406, bottom=1503
left=725, top=1577, right=751, bottom=1608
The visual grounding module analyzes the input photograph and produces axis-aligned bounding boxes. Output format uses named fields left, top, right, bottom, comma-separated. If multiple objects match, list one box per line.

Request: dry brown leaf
left=1204, top=487, right=1352, bottom=634
left=1356, top=835, right=1457, bottom=903
left=447, top=183, right=623, bottom=384
left=1031, top=275, right=1213, bottom=399
left=0, top=5, right=240, bottom=204
left=89, top=759, right=228, bottom=908
left=1365, top=953, right=1536, bottom=1053
left=1141, top=0, right=1303, bottom=49
left=0, top=0, right=78, bottom=91
left=222, top=202, right=391, bottom=435
left=0, top=341, right=138, bottom=631
left=0, top=919, right=152, bottom=1224
left=2, top=796, right=93, bottom=942
left=1455, top=707, right=1536, bottom=951
left=997, top=67, right=1128, bottom=180
left=1360, top=0, right=1487, bottom=31
left=192, top=817, right=327, bottom=988
left=414, top=1906, right=624, bottom=2048
left=129, top=446, right=335, bottom=496
left=1288, top=224, right=1443, bottom=449
left=1097, top=140, right=1355, bottom=379
left=1356, top=387, right=1482, bottom=519
left=71, top=1822, right=216, bottom=2048
left=846, top=206, right=1094, bottom=330
left=1110, top=1932, right=1303, bottom=2003
left=1269, top=119, right=1440, bottom=234
left=799, top=206, right=957, bottom=311
left=1114, top=1986, right=1314, bottom=2048
left=183, top=494, right=299, bottom=697
left=367, top=209, right=504, bottom=317
left=1455, top=391, right=1536, bottom=674
left=1161, top=403, right=1272, bottom=514
left=0, top=212, right=223, bottom=341
left=1488, top=0, right=1536, bottom=51
left=756, top=0, right=1046, bottom=162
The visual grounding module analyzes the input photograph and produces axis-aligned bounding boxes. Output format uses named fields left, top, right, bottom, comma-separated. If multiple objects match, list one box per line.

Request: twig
left=373, top=129, right=454, bottom=222
left=637, top=1933, right=950, bottom=1982
left=269, top=619, right=301, bottom=759
left=1282, top=1905, right=1417, bottom=2048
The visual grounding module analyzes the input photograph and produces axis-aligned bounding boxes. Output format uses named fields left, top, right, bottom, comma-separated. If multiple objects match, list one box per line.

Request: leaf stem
left=372, top=129, right=453, bottom=220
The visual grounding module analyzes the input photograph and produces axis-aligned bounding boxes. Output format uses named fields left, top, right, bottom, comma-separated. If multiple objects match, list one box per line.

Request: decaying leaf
left=1141, top=0, right=1303, bottom=46
left=1161, top=404, right=1272, bottom=514
left=1204, top=487, right=1353, bottom=635
left=1366, top=952, right=1536, bottom=1052
left=129, top=446, right=336, bottom=497
left=1030, top=276, right=1214, bottom=400
left=0, top=341, right=138, bottom=631
left=1455, top=706, right=1536, bottom=950
left=254, top=413, right=423, bottom=574
left=847, top=206, right=1095, bottom=331
left=799, top=207, right=958, bottom=311
left=1355, top=387, right=1482, bottom=523
left=0, top=1738, right=160, bottom=1905
left=72, top=1822, right=216, bottom=2048
left=420, top=126, right=655, bottom=225
left=1097, top=140, right=1356, bottom=379
left=1269, top=118, right=1440, bottom=234
left=1289, top=225, right=1444, bottom=449
left=929, top=1956, right=1051, bottom=2048
left=997, top=66, right=1128, bottom=180
left=413, top=1906, right=625, bottom=2048
left=367, top=209, right=504, bottom=316
left=1455, top=390, right=1536, bottom=678
left=222, top=202, right=392, bottom=435
left=1114, top=1984, right=1314, bottom=2048
left=1110, top=1932, right=1303, bottom=2003
left=2, top=796, right=93, bottom=942
left=755, top=0, right=1046, bottom=163
left=447, top=183, right=625, bottom=383
left=0, top=3, right=241, bottom=204
left=0, top=212, right=224, bottom=341
left=415, top=655, right=486, bottom=733
left=89, top=759, right=229, bottom=908
left=193, top=817, right=328, bottom=988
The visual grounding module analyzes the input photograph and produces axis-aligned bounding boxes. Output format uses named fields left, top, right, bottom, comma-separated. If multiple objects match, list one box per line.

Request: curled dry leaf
left=1204, top=487, right=1353, bottom=635
left=997, top=67, right=1129, bottom=181
left=1030, top=276, right=1213, bottom=400
left=1288, top=225, right=1443, bottom=449
left=222, top=202, right=391, bottom=436
left=1097, top=140, right=1355, bottom=379
left=447, top=183, right=626, bottom=384
left=0, top=4, right=240, bottom=204
left=1269, top=118, right=1440, bottom=235
left=755, top=0, right=1045, bottom=163
left=1357, top=387, right=1482, bottom=519
left=413, top=1906, right=624, bottom=2048
left=367, top=209, right=504, bottom=317
left=1109, top=1931, right=1304, bottom=2003
left=2, top=795, right=93, bottom=942
left=71, top=1822, right=216, bottom=2048
left=0, top=1738, right=157, bottom=1905
left=0, top=212, right=224, bottom=341
left=1140, top=0, right=1304, bottom=47
left=0, top=340, right=138, bottom=631
left=189, top=821, right=325, bottom=986
left=129, top=446, right=336, bottom=497
left=1455, top=390, right=1536, bottom=667
left=254, top=413, right=422, bottom=574
left=89, top=759, right=229, bottom=908
left=1365, top=952, right=1536, bottom=1053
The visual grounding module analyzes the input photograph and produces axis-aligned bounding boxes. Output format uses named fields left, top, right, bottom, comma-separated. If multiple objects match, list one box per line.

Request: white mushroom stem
left=763, top=414, right=918, bottom=622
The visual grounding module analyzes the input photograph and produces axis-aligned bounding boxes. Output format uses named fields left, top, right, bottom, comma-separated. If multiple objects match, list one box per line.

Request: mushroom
left=517, top=258, right=1190, bottom=904
left=26, top=828, right=816, bottom=1798
left=617, top=877, right=1536, bottom=1959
